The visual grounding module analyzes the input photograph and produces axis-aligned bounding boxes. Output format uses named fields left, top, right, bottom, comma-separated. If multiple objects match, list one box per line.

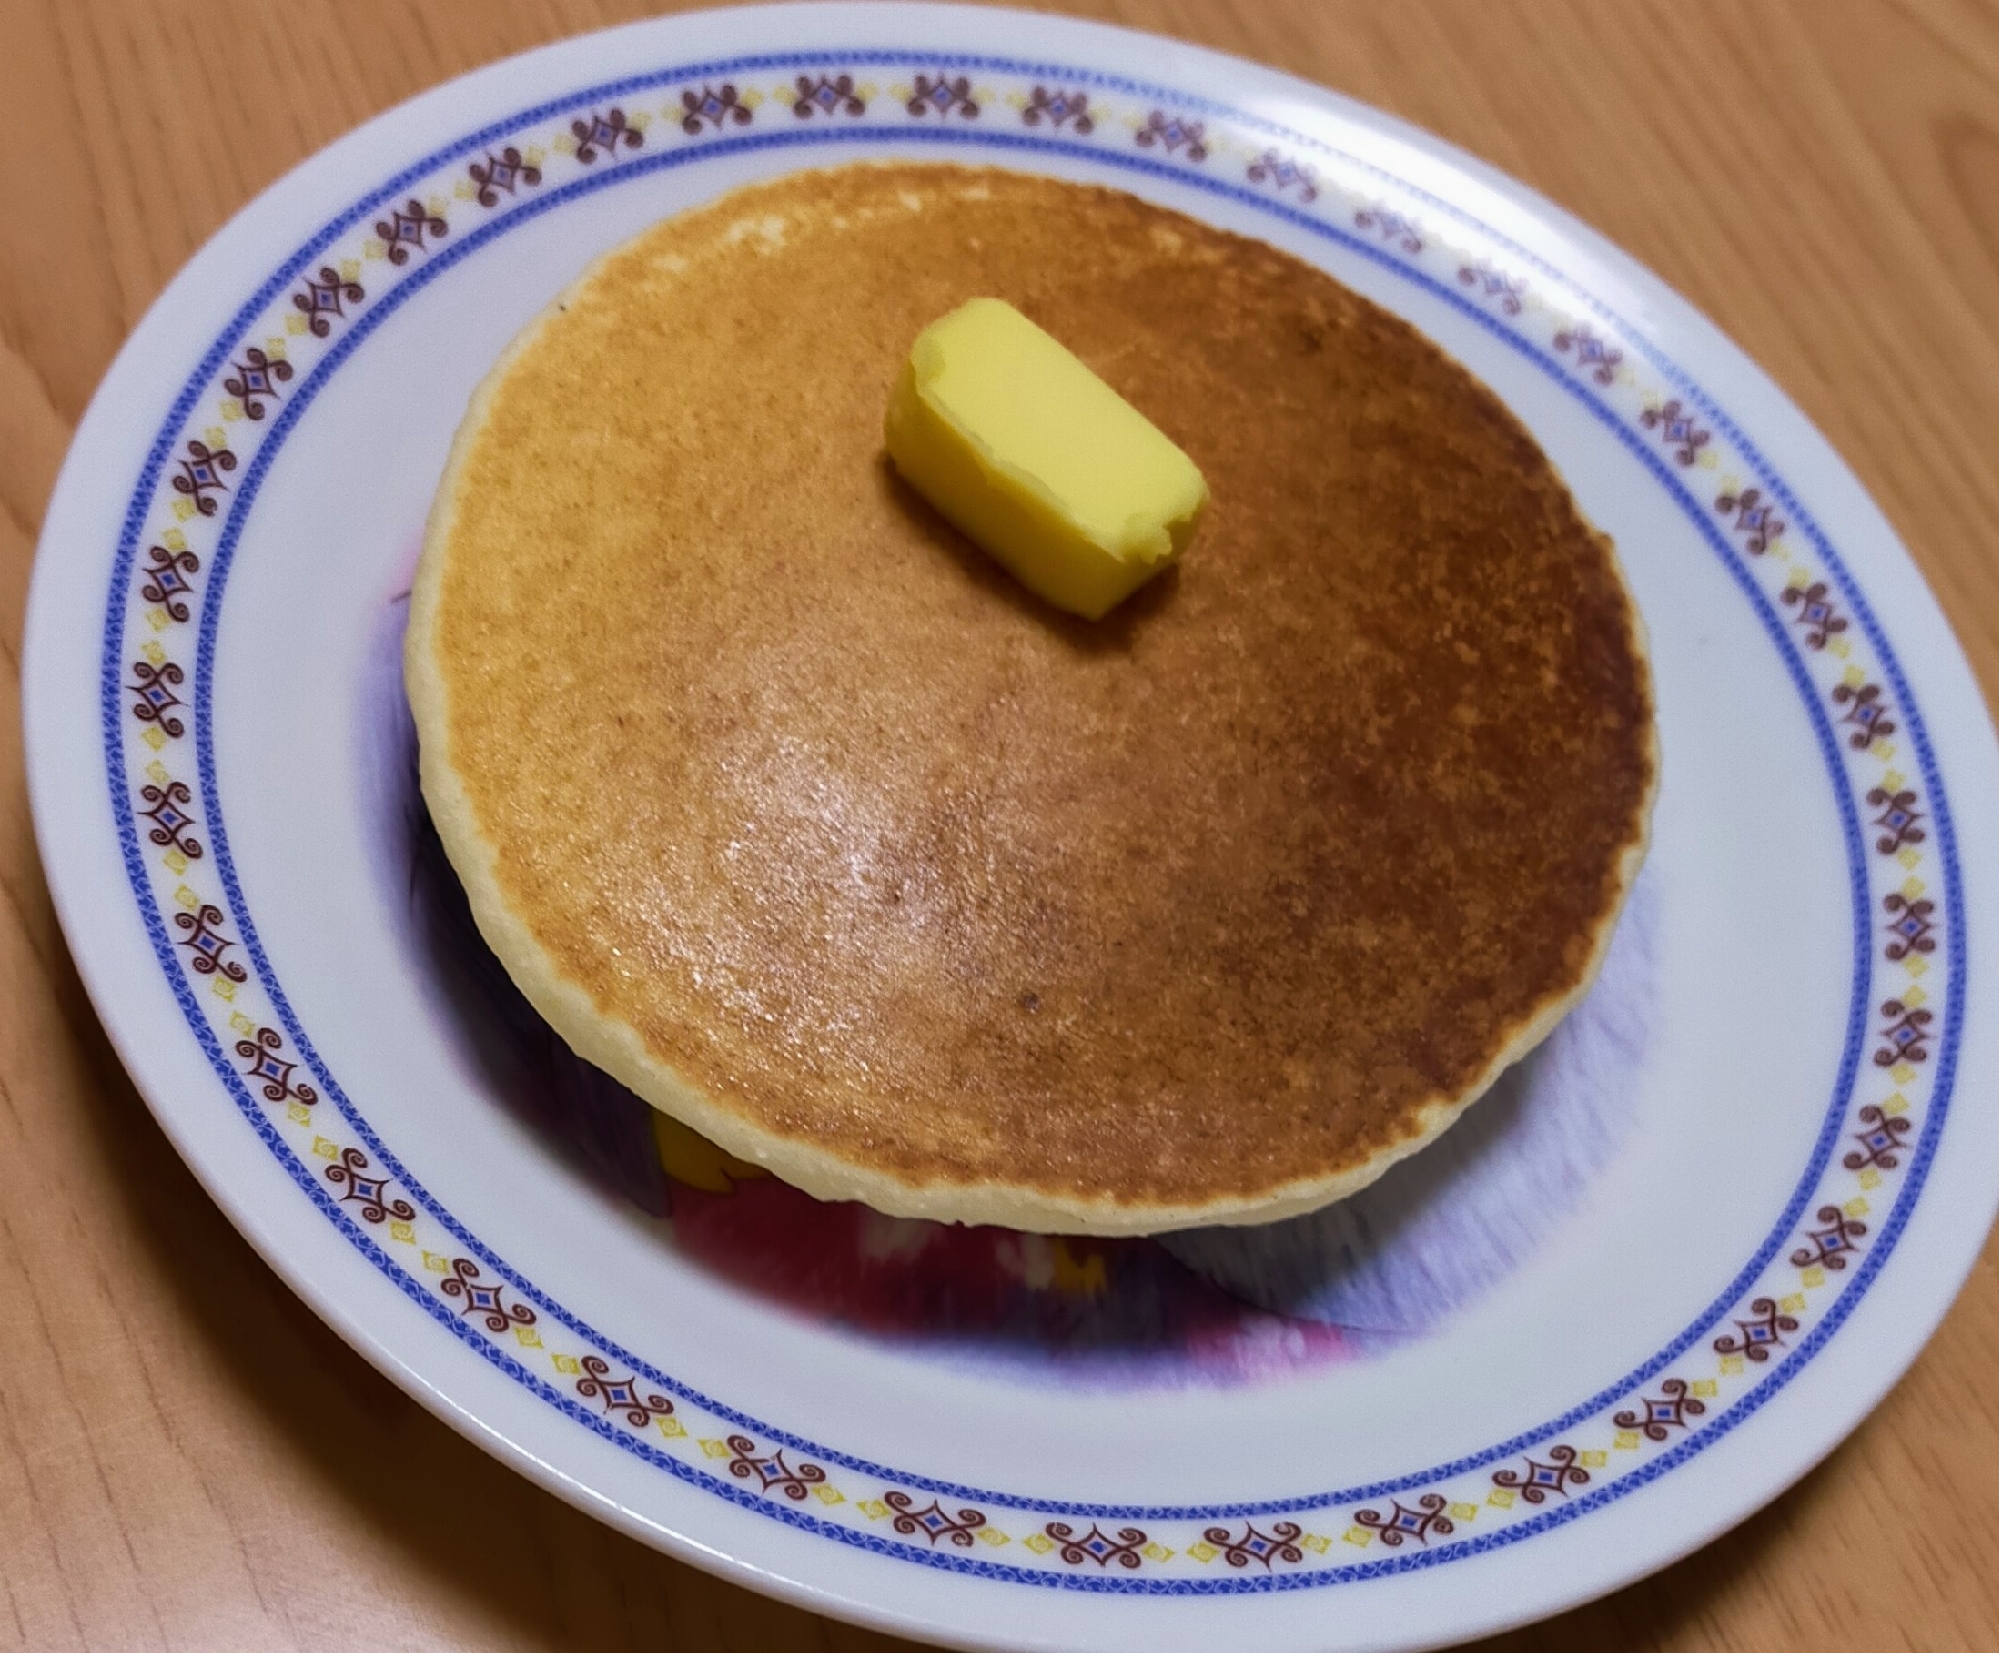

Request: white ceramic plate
left=24, top=7, right=1999, bottom=1649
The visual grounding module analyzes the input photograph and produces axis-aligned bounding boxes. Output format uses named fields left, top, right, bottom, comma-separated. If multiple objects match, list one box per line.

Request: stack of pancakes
left=407, top=164, right=1655, bottom=1235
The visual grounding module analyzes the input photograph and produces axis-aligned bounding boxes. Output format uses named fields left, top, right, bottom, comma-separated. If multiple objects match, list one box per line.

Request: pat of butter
left=885, top=298, right=1208, bottom=620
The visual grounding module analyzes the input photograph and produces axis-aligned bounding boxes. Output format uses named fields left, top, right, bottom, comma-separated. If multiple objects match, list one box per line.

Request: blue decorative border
left=93, top=49, right=1962, bottom=1595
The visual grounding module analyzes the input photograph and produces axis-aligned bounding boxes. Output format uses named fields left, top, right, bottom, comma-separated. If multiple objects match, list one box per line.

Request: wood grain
left=3, top=2, right=1996, bottom=1648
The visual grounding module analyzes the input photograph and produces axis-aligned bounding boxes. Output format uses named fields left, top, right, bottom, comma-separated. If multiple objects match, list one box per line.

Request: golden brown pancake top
left=421, top=165, right=1653, bottom=1217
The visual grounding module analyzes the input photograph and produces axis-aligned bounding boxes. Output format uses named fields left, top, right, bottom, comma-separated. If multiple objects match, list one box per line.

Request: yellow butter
left=884, top=298, right=1208, bottom=620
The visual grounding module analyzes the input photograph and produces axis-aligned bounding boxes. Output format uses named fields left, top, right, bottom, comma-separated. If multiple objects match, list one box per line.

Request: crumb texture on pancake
left=408, top=164, right=1656, bottom=1233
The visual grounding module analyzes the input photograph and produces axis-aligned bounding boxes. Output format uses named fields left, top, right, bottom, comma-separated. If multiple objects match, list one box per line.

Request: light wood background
left=4, top=1, right=1997, bottom=1648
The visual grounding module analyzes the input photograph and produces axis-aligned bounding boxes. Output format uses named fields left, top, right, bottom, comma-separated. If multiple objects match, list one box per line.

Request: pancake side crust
left=408, top=163, right=1657, bottom=1235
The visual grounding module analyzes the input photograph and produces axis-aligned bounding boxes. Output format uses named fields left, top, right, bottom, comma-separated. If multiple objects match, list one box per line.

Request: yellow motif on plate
left=653, top=1114, right=767, bottom=1193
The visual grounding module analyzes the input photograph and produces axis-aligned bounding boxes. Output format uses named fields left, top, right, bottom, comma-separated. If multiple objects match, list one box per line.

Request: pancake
left=407, top=163, right=1655, bottom=1235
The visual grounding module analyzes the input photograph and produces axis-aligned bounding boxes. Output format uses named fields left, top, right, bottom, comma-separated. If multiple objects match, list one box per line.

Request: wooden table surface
left=4, top=1, right=1998, bottom=1647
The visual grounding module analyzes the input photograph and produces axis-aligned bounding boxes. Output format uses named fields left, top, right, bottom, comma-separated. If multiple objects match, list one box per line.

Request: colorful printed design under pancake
left=99, top=50, right=1958, bottom=1590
